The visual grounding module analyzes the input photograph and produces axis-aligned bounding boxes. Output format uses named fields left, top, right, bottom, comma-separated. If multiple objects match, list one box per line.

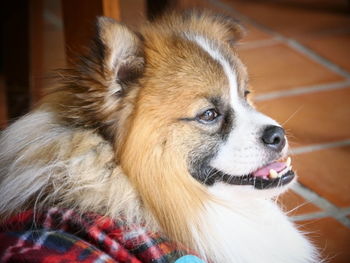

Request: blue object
left=175, top=255, right=205, bottom=263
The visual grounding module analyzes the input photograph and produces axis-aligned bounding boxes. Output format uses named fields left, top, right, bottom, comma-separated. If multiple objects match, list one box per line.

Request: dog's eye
left=197, top=109, right=219, bottom=123
left=244, top=90, right=251, bottom=98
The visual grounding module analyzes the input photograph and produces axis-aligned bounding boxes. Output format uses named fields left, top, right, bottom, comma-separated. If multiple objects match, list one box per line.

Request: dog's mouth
left=205, top=157, right=295, bottom=189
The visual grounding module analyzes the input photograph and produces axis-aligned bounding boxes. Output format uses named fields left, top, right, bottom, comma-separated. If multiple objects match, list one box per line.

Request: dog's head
left=51, top=11, right=295, bottom=243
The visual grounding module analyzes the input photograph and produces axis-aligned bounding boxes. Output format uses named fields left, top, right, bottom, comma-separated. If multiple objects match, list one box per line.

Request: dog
left=0, top=11, right=319, bottom=263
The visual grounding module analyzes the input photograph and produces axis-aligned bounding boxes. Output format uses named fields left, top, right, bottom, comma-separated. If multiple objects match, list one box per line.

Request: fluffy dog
left=0, top=11, right=319, bottom=263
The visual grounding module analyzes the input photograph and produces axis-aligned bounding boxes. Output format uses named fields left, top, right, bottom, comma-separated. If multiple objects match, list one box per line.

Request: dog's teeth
left=269, top=169, right=278, bottom=179
left=286, top=157, right=291, bottom=167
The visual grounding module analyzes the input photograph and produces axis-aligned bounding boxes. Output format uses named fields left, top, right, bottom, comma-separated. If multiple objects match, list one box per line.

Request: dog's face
left=180, top=35, right=293, bottom=192
left=55, top=13, right=295, bottom=194
left=113, top=15, right=294, bottom=195
left=57, top=13, right=295, bottom=194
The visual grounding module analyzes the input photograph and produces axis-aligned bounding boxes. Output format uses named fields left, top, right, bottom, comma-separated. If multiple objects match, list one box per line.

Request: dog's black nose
left=261, top=125, right=286, bottom=152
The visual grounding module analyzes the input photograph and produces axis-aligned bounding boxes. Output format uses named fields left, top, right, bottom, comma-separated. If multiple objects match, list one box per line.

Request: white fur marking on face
left=184, top=34, right=239, bottom=103
left=184, top=33, right=248, bottom=125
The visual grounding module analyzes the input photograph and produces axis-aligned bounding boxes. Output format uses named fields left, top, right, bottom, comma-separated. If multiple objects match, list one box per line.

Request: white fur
left=193, top=183, right=319, bottom=263
left=210, top=107, right=286, bottom=178
left=185, top=34, right=238, bottom=98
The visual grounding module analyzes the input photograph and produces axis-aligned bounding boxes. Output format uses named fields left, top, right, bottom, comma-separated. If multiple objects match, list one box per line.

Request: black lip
left=205, top=169, right=295, bottom=190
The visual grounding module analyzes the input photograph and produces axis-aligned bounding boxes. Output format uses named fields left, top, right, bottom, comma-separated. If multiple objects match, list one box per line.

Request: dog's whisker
left=281, top=105, right=304, bottom=126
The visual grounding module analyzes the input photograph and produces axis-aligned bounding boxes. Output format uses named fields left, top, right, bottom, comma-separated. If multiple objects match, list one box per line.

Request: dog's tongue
left=253, top=162, right=286, bottom=178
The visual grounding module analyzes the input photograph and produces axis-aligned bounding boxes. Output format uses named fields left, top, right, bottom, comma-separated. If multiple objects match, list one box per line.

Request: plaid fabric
left=0, top=208, right=198, bottom=263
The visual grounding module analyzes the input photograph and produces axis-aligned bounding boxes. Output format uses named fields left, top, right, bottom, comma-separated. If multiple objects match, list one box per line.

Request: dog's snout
left=261, top=125, right=286, bottom=152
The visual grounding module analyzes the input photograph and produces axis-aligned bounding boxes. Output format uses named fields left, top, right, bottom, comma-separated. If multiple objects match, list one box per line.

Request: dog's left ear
left=93, top=17, right=144, bottom=88
left=180, top=11, right=245, bottom=45
left=211, top=14, right=245, bottom=45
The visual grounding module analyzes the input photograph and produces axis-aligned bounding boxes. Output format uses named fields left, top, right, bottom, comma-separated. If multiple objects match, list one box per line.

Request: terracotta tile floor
left=223, top=0, right=350, bottom=38
left=237, top=43, right=344, bottom=94
left=255, top=88, right=350, bottom=146
left=300, top=32, right=350, bottom=72
left=294, top=146, right=350, bottom=207
left=298, top=218, right=350, bottom=263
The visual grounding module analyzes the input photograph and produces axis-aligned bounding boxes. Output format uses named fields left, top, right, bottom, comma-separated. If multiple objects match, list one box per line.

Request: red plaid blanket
left=0, top=208, right=202, bottom=263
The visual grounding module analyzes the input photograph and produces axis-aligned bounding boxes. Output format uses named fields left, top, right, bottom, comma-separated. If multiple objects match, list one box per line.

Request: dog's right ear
left=92, top=17, right=144, bottom=90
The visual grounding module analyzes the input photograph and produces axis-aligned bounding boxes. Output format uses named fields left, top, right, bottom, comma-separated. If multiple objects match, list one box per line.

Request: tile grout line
left=291, top=182, right=350, bottom=228
left=237, top=37, right=281, bottom=50
left=290, top=139, right=350, bottom=155
left=285, top=40, right=350, bottom=79
left=239, top=26, right=350, bottom=49
left=290, top=139, right=350, bottom=226
left=207, top=0, right=350, bottom=80
left=290, top=208, right=350, bottom=222
left=208, top=0, right=350, bottom=228
left=255, top=80, right=350, bottom=101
